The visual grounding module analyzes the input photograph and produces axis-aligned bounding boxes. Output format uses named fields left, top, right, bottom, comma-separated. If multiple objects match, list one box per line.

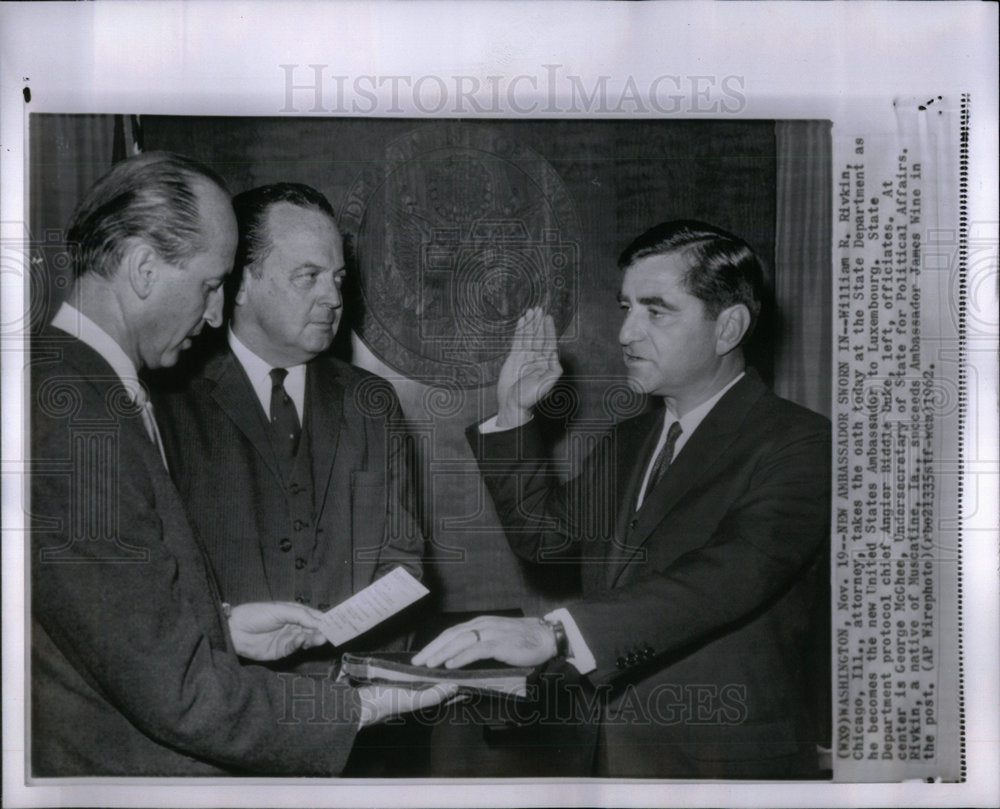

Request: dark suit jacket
left=468, top=369, right=831, bottom=778
left=153, top=347, right=424, bottom=632
left=30, top=330, right=361, bottom=776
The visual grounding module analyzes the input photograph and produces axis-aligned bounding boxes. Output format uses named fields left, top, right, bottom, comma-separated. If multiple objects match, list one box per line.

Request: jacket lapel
left=305, top=358, right=343, bottom=524
left=608, top=370, right=768, bottom=588
left=48, top=331, right=231, bottom=644
left=204, top=350, right=283, bottom=482
left=604, top=410, right=663, bottom=589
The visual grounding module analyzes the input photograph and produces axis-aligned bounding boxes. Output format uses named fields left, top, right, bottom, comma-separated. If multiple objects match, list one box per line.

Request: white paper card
left=319, top=567, right=429, bottom=646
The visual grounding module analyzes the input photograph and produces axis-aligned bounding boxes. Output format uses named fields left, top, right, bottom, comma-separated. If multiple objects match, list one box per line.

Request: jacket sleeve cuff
left=544, top=607, right=596, bottom=675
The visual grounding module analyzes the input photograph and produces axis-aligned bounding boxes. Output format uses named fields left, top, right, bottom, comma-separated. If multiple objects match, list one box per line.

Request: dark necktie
left=269, top=367, right=301, bottom=462
left=644, top=418, right=683, bottom=499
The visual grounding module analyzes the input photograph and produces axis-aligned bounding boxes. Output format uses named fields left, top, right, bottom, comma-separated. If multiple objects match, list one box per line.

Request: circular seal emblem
left=341, top=123, right=580, bottom=388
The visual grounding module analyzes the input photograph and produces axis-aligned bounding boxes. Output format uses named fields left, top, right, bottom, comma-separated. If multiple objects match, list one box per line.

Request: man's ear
left=714, top=304, right=751, bottom=356
left=234, top=271, right=250, bottom=307
left=123, top=240, right=159, bottom=300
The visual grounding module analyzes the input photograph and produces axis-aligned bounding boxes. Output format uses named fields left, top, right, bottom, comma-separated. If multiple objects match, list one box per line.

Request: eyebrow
left=637, top=295, right=674, bottom=308
left=293, top=263, right=334, bottom=273
left=617, top=292, right=676, bottom=309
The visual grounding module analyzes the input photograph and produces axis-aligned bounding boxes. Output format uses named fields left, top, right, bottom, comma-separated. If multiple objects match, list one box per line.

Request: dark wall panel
left=34, top=115, right=779, bottom=613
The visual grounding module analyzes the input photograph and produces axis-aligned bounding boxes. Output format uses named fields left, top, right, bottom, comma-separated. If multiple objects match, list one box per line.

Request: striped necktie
left=637, top=418, right=682, bottom=510
left=269, top=367, right=301, bottom=462
left=133, top=389, right=169, bottom=471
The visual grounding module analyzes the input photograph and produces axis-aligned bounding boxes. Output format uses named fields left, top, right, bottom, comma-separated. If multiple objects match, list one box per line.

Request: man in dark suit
left=154, top=183, right=424, bottom=650
left=415, top=221, right=830, bottom=778
left=30, top=153, right=452, bottom=776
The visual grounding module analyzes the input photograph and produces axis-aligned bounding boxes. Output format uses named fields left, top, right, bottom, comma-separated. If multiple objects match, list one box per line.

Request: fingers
left=261, top=623, right=328, bottom=660
left=279, top=624, right=313, bottom=657
left=275, top=626, right=302, bottom=658
left=525, top=308, right=559, bottom=369
left=411, top=620, right=476, bottom=667
left=357, top=683, right=460, bottom=727
left=234, top=601, right=325, bottom=632
left=510, top=307, right=549, bottom=353
left=542, top=312, right=557, bottom=358
left=301, top=628, right=328, bottom=649
left=412, top=616, right=508, bottom=668
left=437, top=642, right=494, bottom=670
left=407, top=682, right=460, bottom=713
left=270, top=601, right=326, bottom=628
left=412, top=616, right=499, bottom=666
left=526, top=306, right=544, bottom=353
left=510, top=309, right=533, bottom=352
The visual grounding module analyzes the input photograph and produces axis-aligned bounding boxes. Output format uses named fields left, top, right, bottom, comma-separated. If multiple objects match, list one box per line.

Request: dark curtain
left=774, top=120, right=832, bottom=417
left=28, top=114, right=117, bottom=330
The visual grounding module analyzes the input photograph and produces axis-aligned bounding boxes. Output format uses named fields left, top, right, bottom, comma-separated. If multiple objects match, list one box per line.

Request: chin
left=308, top=335, right=336, bottom=354
left=624, top=373, right=652, bottom=394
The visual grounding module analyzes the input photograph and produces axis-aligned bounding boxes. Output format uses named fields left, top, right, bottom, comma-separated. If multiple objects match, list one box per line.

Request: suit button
left=626, top=653, right=637, bottom=665
left=293, top=519, right=307, bottom=531
left=279, top=538, right=292, bottom=552
left=616, top=656, right=627, bottom=669
left=295, top=557, right=306, bottom=570
left=628, top=519, right=637, bottom=530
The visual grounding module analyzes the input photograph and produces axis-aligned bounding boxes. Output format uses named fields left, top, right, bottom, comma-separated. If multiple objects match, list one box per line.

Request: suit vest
left=260, top=410, right=353, bottom=612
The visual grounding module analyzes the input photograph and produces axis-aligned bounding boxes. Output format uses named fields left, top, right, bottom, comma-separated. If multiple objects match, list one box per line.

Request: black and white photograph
left=2, top=3, right=996, bottom=807
left=25, top=113, right=834, bottom=781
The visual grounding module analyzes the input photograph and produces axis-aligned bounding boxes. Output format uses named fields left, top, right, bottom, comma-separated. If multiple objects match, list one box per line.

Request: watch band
left=542, top=617, right=569, bottom=658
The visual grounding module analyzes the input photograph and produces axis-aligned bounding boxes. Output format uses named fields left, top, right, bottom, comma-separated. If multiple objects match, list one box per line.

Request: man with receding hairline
left=415, top=220, right=830, bottom=778
left=30, top=154, right=452, bottom=776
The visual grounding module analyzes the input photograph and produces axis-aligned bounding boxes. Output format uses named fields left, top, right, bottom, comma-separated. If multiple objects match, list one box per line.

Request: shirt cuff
left=478, top=414, right=533, bottom=434
left=544, top=607, right=596, bottom=675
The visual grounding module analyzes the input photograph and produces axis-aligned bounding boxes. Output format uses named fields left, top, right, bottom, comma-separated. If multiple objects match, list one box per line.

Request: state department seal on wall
left=340, top=123, right=580, bottom=388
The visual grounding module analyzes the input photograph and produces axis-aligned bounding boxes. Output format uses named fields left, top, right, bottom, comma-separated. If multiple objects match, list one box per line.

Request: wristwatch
left=541, top=617, right=569, bottom=658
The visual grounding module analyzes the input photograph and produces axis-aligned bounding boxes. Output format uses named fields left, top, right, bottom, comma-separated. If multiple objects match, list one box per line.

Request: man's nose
left=204, top=286, right=225, bottom=328
left=318, top=272, right=343, bottom=309
left=619, top=309, right=639, bottom=345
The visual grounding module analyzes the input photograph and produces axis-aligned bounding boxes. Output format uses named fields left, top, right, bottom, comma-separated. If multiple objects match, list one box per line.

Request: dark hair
left=618, top=220, right=765, bottom=341
left=230, top=183, right=337, bottom=284
left=67, top=151, right=229, bottom=280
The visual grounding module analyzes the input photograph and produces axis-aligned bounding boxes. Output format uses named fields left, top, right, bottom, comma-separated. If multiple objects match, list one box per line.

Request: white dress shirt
left=633, top=372, right=744, bottom=509
left=228, top=329, right=306, bottom=424
left=50, top=302, right=169, bottom=470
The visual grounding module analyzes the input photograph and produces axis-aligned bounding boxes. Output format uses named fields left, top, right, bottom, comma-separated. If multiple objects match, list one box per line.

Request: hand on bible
left=412, top=615, right=557, bottom=669
left=495, top=307, right=562, bottom=429
left=227, top=602, right=328, bottom=661
left=356, top=682, right=460, bottom=728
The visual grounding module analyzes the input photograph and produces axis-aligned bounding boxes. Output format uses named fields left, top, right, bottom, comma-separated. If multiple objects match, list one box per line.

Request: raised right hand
left=495, top=307, right=562, bottom=428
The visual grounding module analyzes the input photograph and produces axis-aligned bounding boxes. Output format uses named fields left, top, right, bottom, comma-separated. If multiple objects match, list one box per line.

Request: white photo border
left=2, top=2, right=997, bottom=807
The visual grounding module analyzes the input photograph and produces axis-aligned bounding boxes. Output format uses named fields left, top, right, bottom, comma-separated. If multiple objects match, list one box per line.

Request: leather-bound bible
left=337, top=651, right=533, bottom=701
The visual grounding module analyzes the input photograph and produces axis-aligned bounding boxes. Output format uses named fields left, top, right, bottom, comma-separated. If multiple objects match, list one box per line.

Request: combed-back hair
left=67, top=151, right=228, bottom=280
left=230, top=183, right=337, bottom=281
left=618, top=220, right=765, bottom=341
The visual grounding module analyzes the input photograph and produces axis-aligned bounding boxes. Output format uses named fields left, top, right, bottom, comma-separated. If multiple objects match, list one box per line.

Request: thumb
left=300, top=628, right=329, bottom=650
left=271, top=601, right=326, bottom=627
